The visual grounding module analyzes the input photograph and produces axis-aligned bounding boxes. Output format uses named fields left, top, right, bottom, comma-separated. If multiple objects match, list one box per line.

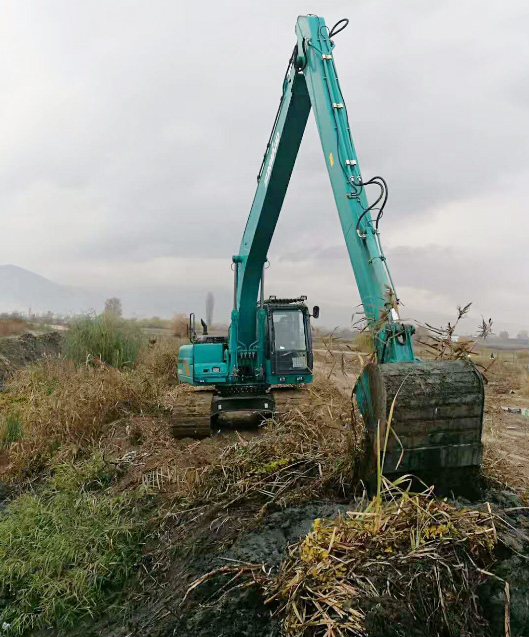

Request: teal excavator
left=177, top=15, right=484, bottom=480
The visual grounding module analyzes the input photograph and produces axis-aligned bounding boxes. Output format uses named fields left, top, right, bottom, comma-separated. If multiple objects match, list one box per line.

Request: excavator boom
left=233, top=16, right=409, bottom=359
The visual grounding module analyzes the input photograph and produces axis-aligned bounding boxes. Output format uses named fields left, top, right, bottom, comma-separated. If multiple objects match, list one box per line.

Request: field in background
left=0, top=318, right=28, bottom=337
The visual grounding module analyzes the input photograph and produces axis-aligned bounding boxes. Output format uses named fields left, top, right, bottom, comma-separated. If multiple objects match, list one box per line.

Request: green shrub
left=0, top=455, right=148, bottom=634
left=65, top=314, right=144, bottom=369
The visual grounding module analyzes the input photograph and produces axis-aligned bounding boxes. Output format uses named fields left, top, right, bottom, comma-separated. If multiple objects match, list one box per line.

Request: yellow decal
left=329, top=152, right=334, bottom=166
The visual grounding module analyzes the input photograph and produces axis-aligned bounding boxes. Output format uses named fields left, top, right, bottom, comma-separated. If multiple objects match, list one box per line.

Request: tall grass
left=0, top=455, right=148, bottom=635
left=139, top=337, right=182, bottom=383
left=65, top=314, right=144, bottom=369
left=172, top=313, right=188, bottom=338
left=3, top=357, right=164, bottom=477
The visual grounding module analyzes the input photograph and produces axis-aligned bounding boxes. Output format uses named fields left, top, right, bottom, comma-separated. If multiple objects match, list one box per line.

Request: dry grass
left=483, top=444, right=529, bottom=498
left=139, top=336, right=182, bottom=383
left=172, top=313, right=188, bottom=338
left=265, top=483, right=498, bottom=636
left=1, top=357, right=166, bottom=478
left=517, top=364, right=529, bottom=397
left=0, top=337, right=187, bottom=478
left=417, top=303, right=494, bottom=372
left=151, top=375, right=359, bottom=546
left=350, top=332, right=372, bottom=353
left=0, top=318, right=27, bottom=337
left=194, top=389, right=353, bottom=507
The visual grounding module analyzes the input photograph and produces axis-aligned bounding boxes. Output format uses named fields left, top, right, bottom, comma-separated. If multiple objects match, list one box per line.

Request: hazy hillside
left=0, top=265, right=101, bottom=316
left=0, top=264, right=520, bottom=335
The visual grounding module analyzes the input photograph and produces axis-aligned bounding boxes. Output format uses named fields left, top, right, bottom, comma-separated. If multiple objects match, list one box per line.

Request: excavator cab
left=178, top=297, right=314, bottom=389
left=265, top=298, right=313, bottom=380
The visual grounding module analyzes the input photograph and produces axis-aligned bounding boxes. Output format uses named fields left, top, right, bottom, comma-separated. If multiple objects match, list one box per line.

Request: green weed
left=0, top=455, right=148, bottom=634
left=65, top=314, right=145, bottom=369
left=0, top=413, right=23, bottom=449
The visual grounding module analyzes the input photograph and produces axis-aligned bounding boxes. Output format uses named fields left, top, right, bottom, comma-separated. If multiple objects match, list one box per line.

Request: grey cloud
left=0, top=0, right=528, bottom=330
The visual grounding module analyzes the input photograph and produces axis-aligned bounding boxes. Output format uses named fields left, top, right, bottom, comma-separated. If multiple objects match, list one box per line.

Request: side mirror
left=312, top=306, right=320, bottom=319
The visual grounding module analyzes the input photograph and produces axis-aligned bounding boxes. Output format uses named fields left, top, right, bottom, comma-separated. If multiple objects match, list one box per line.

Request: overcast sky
left=1, top=1, right=528, bottom=332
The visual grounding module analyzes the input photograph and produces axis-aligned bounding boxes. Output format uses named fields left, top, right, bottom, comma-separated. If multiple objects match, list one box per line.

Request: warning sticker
left=292, top=356, right=307, bottom=369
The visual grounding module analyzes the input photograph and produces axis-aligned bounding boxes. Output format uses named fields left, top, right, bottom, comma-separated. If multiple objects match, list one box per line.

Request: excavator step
left=355, top=360, right=484, bottom=487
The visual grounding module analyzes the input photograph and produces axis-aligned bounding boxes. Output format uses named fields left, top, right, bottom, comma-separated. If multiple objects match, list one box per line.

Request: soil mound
left=0, top=332, right=63, bottom=385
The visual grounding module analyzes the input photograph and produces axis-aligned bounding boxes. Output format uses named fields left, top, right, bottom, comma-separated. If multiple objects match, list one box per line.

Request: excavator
left=177, top=15, right=484, bottom=481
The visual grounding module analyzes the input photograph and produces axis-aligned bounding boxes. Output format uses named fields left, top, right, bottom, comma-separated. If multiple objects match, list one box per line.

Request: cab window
left=272, top=310, right=306, bottom=351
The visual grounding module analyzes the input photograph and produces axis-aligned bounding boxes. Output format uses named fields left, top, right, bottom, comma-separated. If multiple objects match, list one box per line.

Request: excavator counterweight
left=176, top=14, right=484, bottom=487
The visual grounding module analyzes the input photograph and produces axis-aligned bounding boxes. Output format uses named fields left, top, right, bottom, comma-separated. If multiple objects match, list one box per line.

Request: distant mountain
left=0, top=265, right=515, bottom=334
left=0, top=265, right=101, bottom=316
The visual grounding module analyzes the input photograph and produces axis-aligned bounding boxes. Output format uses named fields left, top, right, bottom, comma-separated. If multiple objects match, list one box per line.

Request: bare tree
left=499, top=330, right=509, bottom=341
left=104, top=297, right=123, bottom=318
left=206, top=291, right=214, bottom=327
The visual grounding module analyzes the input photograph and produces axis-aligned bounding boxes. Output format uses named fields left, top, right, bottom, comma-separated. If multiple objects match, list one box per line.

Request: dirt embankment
left=0, top=332, right=63, bottom=386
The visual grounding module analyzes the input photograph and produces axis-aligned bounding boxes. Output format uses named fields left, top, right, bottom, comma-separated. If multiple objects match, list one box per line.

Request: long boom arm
left=232, top=15, right=415, bottom=364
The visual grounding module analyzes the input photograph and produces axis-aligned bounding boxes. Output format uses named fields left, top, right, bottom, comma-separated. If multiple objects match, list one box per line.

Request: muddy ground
left=49, top=352, right=529, bottom=637
left=58, top=489, right=529, bottom=637
left=0, top=331, right=62, bottom=386
left=3, top=341, right=529, bottom=636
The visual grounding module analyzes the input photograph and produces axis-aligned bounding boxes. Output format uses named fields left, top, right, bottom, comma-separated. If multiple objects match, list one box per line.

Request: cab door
left=269, top=309, right=310, bottom=375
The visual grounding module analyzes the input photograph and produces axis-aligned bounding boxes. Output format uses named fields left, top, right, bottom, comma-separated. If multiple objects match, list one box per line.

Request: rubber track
left=169, top=386, right=309, bottom=438
left=170, top=388, right=214, bottom=439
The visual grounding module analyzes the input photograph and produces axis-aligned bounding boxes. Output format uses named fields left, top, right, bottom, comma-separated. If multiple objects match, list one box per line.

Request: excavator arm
left=233, top=15, right=413, bottom=365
